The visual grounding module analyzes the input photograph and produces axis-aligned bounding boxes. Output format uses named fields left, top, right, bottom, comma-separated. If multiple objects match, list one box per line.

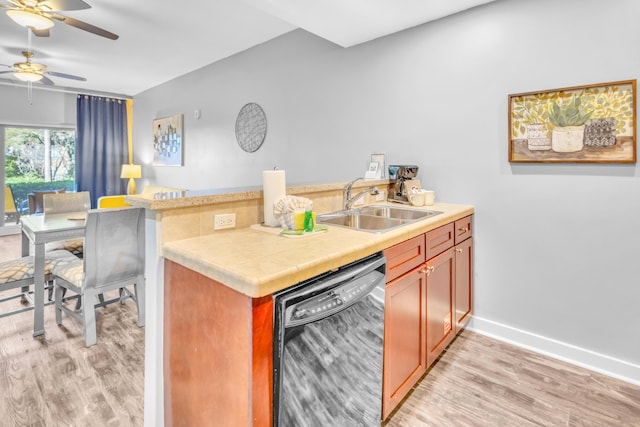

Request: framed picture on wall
left=508, top=80, right=636, bottom=163
left=153, top=114, right=184, bottom=166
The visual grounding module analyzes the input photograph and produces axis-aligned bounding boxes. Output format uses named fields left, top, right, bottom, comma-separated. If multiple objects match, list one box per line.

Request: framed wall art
left=508, top=80, right=636, bottom=163
left=153, top=113, right=184, bottom=166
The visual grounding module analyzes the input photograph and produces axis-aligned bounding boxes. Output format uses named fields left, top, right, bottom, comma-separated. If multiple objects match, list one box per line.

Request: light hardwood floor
left=0, top=289, right=144, bottom=426
left=385, top=330, right=640, bottom=426
left=0, top=234, right=638, bottom=426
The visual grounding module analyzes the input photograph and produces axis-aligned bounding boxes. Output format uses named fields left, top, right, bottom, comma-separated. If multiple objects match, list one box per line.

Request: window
left=2, top=125, right=76, bottom=229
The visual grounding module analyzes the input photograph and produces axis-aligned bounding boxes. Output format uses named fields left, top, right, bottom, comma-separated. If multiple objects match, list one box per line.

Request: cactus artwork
left=508, top=80, right=636, bottom=163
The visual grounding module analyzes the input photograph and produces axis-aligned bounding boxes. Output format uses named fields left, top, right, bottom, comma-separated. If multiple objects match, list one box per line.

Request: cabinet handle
left=456, top=248, right=463, bottom=253
left=421, top=265, right=436, bottom=276
left=458, top=227, right=469, bottom=233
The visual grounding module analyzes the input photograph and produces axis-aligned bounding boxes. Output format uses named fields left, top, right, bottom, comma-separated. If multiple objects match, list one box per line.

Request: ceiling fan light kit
left=14, top=70, right=42, bottom=82
left=7, top=8, right=54, bottom=29
left=1, top=0, right=118, bottom=39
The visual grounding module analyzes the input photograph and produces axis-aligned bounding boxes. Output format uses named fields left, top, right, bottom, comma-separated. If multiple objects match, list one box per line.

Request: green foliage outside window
left=4, top=127, right=76, bottom=214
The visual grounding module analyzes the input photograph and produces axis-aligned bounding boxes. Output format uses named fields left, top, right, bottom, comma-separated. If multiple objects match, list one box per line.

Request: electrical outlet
left=353, top=195, right=365, bottom=206
left=375, top=189, right=385, bottom=201
left=214, top=213, right=236, bottom=230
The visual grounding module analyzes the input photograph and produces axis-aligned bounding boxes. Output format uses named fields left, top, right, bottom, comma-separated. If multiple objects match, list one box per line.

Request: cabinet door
left=455, top=237, right=473, bottom=332
left=426, top=248, right=456, bottom=368
left=383, top=268, right=427, bottom=420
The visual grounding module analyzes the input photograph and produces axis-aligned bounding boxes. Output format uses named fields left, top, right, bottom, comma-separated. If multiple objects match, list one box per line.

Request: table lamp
left=121, top=164, right=142, bottom=195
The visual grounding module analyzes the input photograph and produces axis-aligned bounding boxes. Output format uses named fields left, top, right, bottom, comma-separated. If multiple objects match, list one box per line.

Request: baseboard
left=0, top=224, right=20, bottom=236
left=467, top=316, right=640, bottom=387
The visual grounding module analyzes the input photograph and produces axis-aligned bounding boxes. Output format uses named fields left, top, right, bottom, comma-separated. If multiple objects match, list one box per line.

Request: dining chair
left=43, top=191, right=91, bottom=215
left=28, top=189, right=66, bottom=215
left=42, top=191, right=91, bottom=257
left=4, top=186, right=19, bottom=224
left=97, top=195, right=130, bottom=209
left=0, top=249, right=79, bottom=319
left=53, top=207, right=145, bottom=347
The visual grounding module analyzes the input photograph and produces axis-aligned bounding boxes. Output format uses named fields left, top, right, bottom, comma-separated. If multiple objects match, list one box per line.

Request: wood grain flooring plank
left=0, top=288, right=144, bottom=427
left=1, top=262, right=639, bottom=427
left=385, top=330, right=640, bottom=427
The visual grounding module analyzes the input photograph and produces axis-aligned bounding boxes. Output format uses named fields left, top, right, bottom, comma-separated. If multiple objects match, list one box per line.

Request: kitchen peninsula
left=126, top=181, right=474, bottom=426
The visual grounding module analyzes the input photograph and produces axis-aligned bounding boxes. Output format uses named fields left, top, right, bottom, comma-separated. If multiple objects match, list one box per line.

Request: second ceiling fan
left=0, top=50, right=86, bottom=84
left=0, top=0, right=118, bottom=40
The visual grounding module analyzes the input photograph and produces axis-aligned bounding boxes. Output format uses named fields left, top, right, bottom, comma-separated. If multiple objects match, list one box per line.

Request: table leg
left=33, top=242, right=45, bottom=337
left=21, top=231, right=29, bottom=257
left=19, top=229, right=31, bottom=309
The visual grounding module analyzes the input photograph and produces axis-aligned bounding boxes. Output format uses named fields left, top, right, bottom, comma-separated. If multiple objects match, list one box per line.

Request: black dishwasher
left=273, top=252, right=386, bottom=427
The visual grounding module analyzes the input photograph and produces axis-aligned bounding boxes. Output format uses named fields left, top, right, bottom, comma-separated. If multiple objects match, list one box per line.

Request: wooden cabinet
left=425, top=222, right=454, bottom=260
left=382, top=267, right=427, bottom=419
left=163, top=260, right=273, bottom=427
left=425, top=247, right=456, bottom=367
left=453, top=215, right=473, bottom=333
left=385, top=234, right=425, bottom=282
left=382, top=215, right=473, bottom=419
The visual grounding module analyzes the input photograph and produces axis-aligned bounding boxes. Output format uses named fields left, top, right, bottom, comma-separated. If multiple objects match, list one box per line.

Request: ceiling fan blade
left=46, top=70, right=86, bottom=81
left=0, top=70, right=15, bottom=75
left=31, top=27, right=50, bottom=37
left=39, top=75, right=55, bottom=85
left=51, top=13, right=119, bottom=40
left=40, top=0, right=90, bottom=11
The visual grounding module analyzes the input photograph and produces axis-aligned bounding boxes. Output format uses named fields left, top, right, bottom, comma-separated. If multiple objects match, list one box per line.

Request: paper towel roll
left=263, top=169, right=286, bottom=227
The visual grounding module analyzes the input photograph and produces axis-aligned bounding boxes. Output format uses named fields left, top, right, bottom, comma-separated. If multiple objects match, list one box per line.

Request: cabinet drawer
left=454, top=215, right=473, bottom=245
left=425, top=223, right=454, bottom=260
left=384, top=234, right=425, bottom=282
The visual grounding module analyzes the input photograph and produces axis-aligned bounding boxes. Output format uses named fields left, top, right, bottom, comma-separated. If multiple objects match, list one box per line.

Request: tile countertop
left=162, top=202, right=474, bottom=298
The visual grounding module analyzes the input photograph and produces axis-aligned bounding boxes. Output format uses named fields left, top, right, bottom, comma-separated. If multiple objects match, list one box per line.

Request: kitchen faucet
left=344, top=178, right=379, bottom=210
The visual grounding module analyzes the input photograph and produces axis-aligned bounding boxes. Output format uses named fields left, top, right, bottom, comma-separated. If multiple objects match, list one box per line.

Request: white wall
left=134, top=0, right=640, bottom=423
left=0, top=85, right=76, bottom=126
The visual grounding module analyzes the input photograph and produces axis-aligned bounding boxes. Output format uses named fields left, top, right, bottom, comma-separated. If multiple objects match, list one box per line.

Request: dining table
left=20, top=211, right=87, bottom=336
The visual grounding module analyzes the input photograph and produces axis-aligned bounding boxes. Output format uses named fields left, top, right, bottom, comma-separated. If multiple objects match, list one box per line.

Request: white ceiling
left=0, top=0, right=495, bottom=97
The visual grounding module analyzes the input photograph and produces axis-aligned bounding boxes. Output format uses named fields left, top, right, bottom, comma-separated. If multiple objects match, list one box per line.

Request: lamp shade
left=7, top=9, right=54, bottom=29
left=14, top=71, right=43, bottom=82
left=121, top=164, right=142, bottom=179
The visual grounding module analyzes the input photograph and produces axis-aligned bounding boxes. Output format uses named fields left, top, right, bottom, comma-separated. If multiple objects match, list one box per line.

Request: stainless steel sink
left=359, top=205, right=441, bottom=221
left=316, top=205, right=442, bottom=233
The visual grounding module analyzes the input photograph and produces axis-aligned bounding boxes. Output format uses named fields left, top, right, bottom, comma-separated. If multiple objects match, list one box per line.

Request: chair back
left=97, top=195, right=130, bottom=209
left=4, top=186, right=17, bottom=214
left=4, top=186, right=19, bottom=224
left=82, top=207, right=145, bottom=292
left=44, top=191, right=91, bottom=214
left=29, top=189, right=66, bottom=214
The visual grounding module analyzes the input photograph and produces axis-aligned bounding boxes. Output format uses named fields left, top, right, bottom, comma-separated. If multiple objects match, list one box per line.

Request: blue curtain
left=76, top=95, right=128, bottom=208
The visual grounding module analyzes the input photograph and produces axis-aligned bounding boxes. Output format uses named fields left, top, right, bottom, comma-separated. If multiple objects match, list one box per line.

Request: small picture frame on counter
left=365, top=161, right=379, bottom=179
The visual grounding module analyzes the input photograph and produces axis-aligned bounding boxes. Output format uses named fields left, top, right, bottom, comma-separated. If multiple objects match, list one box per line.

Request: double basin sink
left=316, top=205, right=442, bottom=233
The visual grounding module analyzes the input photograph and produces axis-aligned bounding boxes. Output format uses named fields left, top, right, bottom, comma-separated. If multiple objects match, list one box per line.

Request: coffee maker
left=387, top=165, right=419, bottom=204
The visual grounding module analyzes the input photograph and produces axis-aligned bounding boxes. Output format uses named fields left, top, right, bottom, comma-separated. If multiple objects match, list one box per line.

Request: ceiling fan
left=0, top=50, right=86, bottom=84
left=0, top=0, right=118, bottom=40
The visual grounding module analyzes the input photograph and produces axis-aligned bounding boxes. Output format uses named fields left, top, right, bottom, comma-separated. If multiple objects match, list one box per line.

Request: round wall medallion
left=235, top=103, right=267, bottom=153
